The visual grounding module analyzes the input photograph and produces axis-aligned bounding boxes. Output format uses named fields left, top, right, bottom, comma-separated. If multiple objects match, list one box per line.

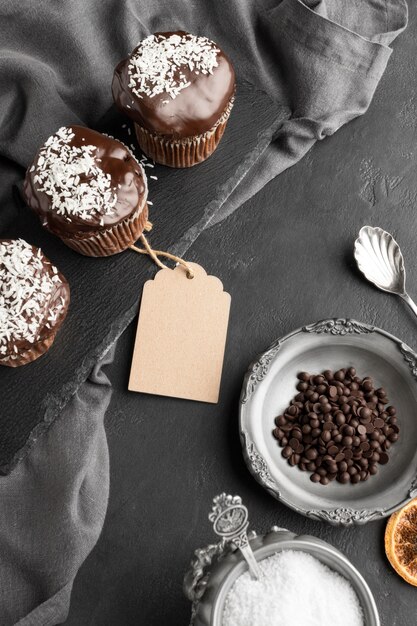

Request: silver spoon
left=209, top=493, right=261, bottom=580
left=354, top=225, right=417, bottom=317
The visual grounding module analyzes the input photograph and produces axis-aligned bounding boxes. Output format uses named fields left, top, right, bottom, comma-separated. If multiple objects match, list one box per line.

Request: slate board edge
left=1, top=89, right=290, bottom=475
left=172, top=99, right=290, bottom=257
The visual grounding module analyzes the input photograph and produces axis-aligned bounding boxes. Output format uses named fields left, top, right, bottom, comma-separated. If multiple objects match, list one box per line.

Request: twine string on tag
left=130, top=234, right=194, bottom=279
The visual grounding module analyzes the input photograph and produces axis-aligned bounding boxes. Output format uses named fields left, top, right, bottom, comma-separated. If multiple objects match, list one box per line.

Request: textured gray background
left=64, top=10, right=417, bottom=624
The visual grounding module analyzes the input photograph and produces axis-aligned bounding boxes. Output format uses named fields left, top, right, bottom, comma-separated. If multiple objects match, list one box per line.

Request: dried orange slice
left=385, top=498, right=417, bottom=586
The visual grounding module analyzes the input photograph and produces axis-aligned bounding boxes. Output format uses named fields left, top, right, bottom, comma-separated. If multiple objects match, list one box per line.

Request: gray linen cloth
left=0, top=0, right=407, bottom=623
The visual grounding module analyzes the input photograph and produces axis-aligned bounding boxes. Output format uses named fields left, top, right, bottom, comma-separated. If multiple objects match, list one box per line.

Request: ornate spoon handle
left=401, top=293, right=417, bottom=318
left=238, top=543, right=262, bottom=580
left=208, top=493, right=261, bottom=580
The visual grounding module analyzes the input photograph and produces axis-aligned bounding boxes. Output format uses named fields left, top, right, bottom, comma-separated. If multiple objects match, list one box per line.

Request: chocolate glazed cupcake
left=0, top=239, right=70, bottom=367
left=112, top=31, right=236, bottom=167
left=24, top=126, right=149, bottom=257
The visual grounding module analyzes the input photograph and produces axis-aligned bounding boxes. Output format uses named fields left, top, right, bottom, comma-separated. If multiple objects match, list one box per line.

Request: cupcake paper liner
left=61, top=200, right=149, bottom=257
left=134, top=95, right=235, bottom=168
left=0, top=332, right=59, bottom=368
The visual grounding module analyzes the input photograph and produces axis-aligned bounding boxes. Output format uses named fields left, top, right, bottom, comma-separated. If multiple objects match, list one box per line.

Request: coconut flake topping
left=128, top=33, right=219, bottom=100
left=32, top=127, right=117, bottom=222
left=0, top=240, right=66, bottom=356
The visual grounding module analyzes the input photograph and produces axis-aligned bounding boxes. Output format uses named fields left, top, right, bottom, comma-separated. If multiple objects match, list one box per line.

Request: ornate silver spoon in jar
left=209, top=493, right=261, bottom=580
left=354, top=225, right=417, bottom=317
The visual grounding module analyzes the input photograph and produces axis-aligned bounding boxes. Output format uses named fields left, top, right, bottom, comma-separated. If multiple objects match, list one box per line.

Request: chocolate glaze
left=112, top=31, right=236, bottom=138
left=0, top=240, right=70, bottom=364
left=24, top=126, right=147, bottom=239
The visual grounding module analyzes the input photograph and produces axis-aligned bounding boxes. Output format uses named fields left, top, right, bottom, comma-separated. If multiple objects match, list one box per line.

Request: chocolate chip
left=343, top=425, right=355, bottom=437
left=273, top=428, right=282, bottom=440
left=363, top=379, right=373, bottom=392
left=305, top=448, right=318, bottom=461
left=358, top=407, right=372, bottom=422
left=334, top=412, right=345, bottom=426
left=328, top=385, right=338, bottom=398
left=379, top=452, right=389, bottom=465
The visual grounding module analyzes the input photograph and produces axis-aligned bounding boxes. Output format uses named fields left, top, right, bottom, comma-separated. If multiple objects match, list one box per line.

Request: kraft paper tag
left=129, top=263, right=231, bottom=403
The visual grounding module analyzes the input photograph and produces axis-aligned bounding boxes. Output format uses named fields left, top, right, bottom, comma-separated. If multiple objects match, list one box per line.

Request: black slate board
left=0, top=81, right=290, bottom=473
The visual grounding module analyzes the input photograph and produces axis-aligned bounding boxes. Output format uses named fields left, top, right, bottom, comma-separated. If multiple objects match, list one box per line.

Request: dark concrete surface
left=65, top=13, right=417, bottom=626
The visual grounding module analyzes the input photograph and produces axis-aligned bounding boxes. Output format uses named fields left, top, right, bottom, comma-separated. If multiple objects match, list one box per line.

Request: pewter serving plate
left=239, top=318, right=417, bottom=525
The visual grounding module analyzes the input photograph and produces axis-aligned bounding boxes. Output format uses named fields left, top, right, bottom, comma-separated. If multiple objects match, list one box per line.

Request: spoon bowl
left=354, top=226, right=406, bottom=296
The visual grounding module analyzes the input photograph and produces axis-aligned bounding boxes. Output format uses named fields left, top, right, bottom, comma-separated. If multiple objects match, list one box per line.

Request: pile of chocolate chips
left=273, top=368, right=400, bottom=485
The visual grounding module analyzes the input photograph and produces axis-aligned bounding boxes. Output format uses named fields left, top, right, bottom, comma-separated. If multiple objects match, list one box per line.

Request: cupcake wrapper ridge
left=134, top=95, right=235, bottom=168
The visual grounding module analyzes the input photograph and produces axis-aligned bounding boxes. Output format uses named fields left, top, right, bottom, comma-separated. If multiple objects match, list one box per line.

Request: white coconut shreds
left=222, top=550, right=364, bottom=626
left=0, top=240, right=66, bottom=357
left=127, top=33, right=220, bottom=100
left=32, top=127, right=118, bottom=222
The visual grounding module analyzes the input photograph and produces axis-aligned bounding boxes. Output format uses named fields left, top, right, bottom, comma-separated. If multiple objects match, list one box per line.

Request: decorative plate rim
left=239, top=317, right=417, bottom=526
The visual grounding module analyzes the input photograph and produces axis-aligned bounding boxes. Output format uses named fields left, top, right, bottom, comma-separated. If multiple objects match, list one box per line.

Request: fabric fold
left=0, top=347, right=114, bottom=626
left=213, top=0, right=408, bottom=225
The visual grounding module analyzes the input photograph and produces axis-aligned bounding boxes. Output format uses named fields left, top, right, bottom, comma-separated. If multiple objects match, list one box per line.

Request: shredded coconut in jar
left=222, top=550, right=364, bottom=626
